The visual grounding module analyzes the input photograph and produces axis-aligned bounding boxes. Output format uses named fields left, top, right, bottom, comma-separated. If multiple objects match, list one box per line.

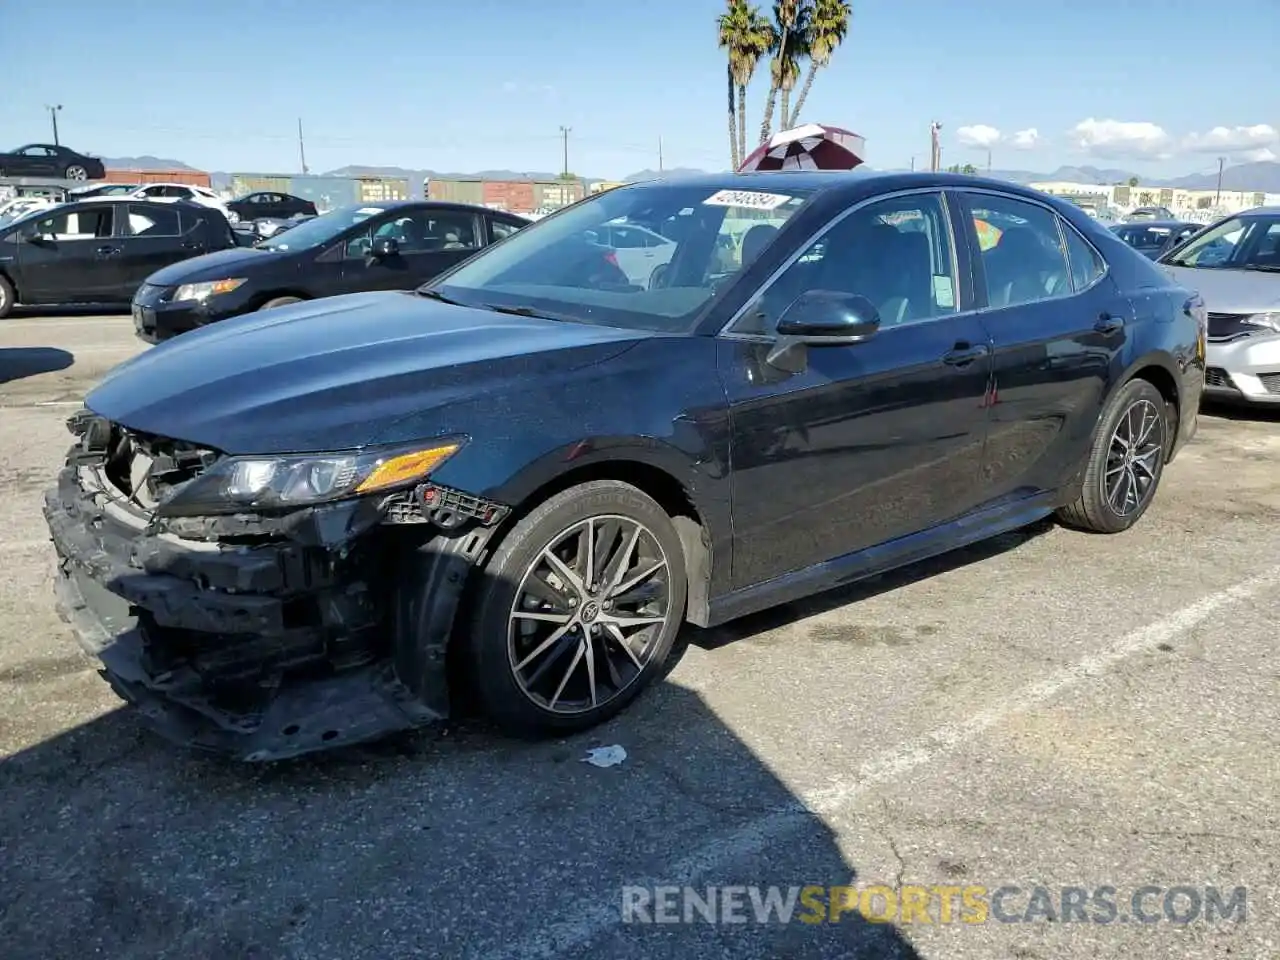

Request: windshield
left=427, top=182, right=816, bottom=332
left=1162, top=213, right=1280, bottom=270
left=259, top=203, right=384, bottom=251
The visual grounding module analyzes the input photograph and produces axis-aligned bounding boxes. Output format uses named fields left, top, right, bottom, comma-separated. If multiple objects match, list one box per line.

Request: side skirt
left=705, top=490, right=1062, bottom=628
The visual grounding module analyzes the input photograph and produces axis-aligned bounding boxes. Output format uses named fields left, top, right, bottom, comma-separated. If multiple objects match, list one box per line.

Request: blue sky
left=2, top=0, right=1276, bottom=179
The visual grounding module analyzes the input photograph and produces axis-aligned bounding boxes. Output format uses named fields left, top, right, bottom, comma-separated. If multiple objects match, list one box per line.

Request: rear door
left=114, top=203, right=201, bottom=295
left=340, top=208, right=482, bottom=291
left=19, top=205, right=121, bottom=302
left=956, top=189, right=1129, bottom=502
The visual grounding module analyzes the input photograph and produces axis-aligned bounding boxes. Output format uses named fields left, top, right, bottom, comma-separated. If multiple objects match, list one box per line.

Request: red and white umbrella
left=738, top=123, right=867, bottom=172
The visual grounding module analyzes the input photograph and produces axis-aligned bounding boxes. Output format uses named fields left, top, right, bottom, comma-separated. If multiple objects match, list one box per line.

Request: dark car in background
left=44, top=171, right=1205, bottom=760
left=1110, top=220, right=1201, bottom=259
left=0, top=199, right=237, bottom=318
left=131, top=199, right=530, bottom=342
left=0, top=144, right=106, bottom=181
left=227, top=191, right=318, bottom=222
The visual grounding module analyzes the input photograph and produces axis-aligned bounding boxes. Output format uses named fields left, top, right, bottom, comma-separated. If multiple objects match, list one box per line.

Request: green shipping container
left=230, top=174, right=291, bottom=196
left=427, top=178, right=485, bottom=205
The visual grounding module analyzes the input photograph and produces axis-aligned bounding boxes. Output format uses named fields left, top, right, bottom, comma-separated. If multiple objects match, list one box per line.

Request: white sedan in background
left=110, top=182, right=239, bottom=222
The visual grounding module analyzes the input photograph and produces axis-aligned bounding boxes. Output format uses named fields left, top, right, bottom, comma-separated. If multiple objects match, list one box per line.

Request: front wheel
left=0, top=274, right=14, bottom=319
left=63, top=165, right=88, bottom=180
left=1058, top=378, right=1168, bottom=533
left=463, top=480, right=687, bottom=736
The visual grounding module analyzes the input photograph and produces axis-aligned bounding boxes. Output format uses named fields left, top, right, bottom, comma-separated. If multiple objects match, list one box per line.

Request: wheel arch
left=490, top=446, right=715, bottom=627
left=252, top=290, right=311, bottom=310
left=1116, top=349, right=1182, bottom=457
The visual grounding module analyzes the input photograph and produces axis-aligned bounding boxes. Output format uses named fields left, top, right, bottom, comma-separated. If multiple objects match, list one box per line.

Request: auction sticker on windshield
left=703, top=189, right=793, bottom=210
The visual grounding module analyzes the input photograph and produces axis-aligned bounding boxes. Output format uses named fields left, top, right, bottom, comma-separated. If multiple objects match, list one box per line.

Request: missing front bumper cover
left=43, top=459, right=501, bottom=762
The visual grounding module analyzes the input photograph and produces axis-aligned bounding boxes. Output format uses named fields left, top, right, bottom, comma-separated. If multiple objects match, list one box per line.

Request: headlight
left=157, top=439, right=464, bottom=517
left=174, top=278, right=248, bottom=303
left=1242, top=311, right=1280, bottom=334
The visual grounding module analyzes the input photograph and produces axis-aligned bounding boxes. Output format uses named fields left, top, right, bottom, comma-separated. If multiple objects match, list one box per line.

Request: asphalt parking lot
left=2, top=312, right=1278, bottom=960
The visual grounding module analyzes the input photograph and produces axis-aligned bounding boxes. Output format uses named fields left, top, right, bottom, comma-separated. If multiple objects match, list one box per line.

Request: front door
left=720, top=190, right=994, bottom=589
left=956, top=190, right=1130, bottom=501
left=18, top=204, right=120, bottom=302
left=340, top=208, right=483, bottom=292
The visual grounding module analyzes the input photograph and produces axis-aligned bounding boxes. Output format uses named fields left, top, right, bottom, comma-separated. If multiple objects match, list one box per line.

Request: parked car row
left=0, top=196, right=532, bottom=324
left=1109, top=220, right=1202, bottom=259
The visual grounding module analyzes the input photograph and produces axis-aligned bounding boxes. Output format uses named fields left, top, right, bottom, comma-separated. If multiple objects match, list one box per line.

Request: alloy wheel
left=64, top=166, right=88, bottom=180
left=1105, top=398, right=1163, bottom=517
left=508, top=515, right=672, bottom=714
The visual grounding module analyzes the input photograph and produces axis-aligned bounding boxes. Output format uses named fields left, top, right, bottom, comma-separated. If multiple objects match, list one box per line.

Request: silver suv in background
left=1159, top=207, right=1280, bottom=405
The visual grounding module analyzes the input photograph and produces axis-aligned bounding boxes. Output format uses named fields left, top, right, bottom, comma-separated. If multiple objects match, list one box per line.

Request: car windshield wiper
left=480, top=303, right=557, bottom=320
left=417, top=288, right=464, bottom=304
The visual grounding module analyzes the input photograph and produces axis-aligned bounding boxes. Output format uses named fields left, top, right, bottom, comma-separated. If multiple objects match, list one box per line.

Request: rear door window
left=964, top=193, right=1072, bottom=308
left=123, top=204, right=181, bottom=237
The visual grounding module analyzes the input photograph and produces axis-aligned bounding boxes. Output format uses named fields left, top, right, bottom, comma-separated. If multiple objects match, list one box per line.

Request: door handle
left=942, top=342, right=990, bottom=367
left=1095, top=312, right=1123, bottom=334
left=95, top=245, right=121, bottom=258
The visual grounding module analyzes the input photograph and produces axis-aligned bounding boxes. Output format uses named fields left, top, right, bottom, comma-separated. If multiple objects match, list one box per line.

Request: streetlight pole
left=1214, top=156, right=1225, bottom=206
left=45, top=104, right=63, bottom=145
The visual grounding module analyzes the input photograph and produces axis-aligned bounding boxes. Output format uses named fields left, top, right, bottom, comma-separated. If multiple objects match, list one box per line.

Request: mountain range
left=100, top=156, right=1280, bottom=194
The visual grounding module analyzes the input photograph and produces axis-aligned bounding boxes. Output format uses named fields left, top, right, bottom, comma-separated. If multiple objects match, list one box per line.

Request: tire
left=0, top=274, right=14, bottom=319
left=1058, top=378, right=1168, bottom=533
left=462, top=480, right=687, bottom=737
left=63, top=165, right=88, bottom=181
left=259, top=296, right=303, bottom=310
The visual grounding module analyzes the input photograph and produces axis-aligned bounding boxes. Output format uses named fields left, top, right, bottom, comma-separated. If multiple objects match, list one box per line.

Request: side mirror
left=775, top=290, right=880, bottom=343
left=25, top=233, right=52, bottom=247
left=370, top=236, right=400, bottom=259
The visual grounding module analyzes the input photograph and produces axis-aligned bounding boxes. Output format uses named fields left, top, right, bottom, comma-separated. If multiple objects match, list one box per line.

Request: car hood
left=1159, top=264, right=1280, bottom=313
left=86, top=292, right=651, bottom=454
left=144, top=246, right=286, bottom=285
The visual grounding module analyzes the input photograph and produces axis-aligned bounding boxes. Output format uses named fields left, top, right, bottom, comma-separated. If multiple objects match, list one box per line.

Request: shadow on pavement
left=3, top=535, right=927, bottom=959
left=1200, top=398, right=1280, bottom=424
left=6, top=305, right=131, bottom=319
left=0, top=347, right=74, bottom=384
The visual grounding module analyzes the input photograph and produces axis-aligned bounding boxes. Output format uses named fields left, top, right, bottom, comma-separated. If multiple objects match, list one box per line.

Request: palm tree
left=717, top=0, right=772, bottom=168
left=786, top=0, right=850, bottom=127
left=757, top=0, right=807, bottom=146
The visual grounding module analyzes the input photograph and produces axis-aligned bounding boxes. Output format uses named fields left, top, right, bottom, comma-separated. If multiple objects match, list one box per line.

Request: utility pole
left=1214, top=156, right=1225, bottom=205
left=298, top=118, right=309, bottom=175
left=910, top=156, right=915, bottom=171
left=559, top=125, right=572, bottom=179
left=45, top=104, right=63, bottom=145
left=987, top=148, right=992, bottom=173
left=929, top=121, right=943, bottom=172
left=658, top=136, right=664, bottom=173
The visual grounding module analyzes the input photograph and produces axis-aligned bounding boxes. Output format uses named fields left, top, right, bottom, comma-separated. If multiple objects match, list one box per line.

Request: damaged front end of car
left=42, top=409, right=509, bottom=761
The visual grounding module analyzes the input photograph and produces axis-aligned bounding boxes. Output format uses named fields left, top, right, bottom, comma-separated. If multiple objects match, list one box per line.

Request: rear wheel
left=1058, top=378, right=1168, bottom=533
left=0, top=275, right=14, bottom=319
left=259, top=296, right=303, bottom=310
left=63, top=164, right=88, bottom=180
left=463, top=480, right=687, bottom=736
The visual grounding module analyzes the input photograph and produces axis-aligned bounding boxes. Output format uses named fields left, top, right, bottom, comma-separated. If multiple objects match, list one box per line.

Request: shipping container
left=427, top=177, right=485, bottom=205
left=285, top=176, right=361, bottom=213
left=104, top=168, right=212, bottom=187
left=532, top=179, right=585, bottom=210
left=356, top=177, right=410, bottom=203
left=230, top=174, right=292, bottom=195
left=481, top=179, right=536, bottom=213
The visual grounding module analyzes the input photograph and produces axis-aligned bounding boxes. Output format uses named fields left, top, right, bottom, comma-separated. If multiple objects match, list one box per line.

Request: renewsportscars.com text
left=621, top=884, right=1247, bottom=925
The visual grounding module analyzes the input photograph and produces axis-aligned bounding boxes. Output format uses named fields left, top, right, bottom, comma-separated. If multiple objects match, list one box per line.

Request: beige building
left=1029, top=179, right=1277, bottom=220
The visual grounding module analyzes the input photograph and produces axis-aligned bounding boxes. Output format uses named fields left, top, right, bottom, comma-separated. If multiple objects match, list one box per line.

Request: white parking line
left=481, top=565, right=1280, bottom=960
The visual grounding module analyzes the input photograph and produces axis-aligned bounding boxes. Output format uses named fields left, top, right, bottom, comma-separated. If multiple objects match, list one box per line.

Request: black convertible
left=44, top=171, right=1206, bottom=760
left=0, top=143, right=106, bottom=181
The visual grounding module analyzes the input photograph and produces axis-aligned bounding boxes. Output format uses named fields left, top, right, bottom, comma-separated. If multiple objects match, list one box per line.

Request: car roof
left=615, top=169, right=1073, bottom=207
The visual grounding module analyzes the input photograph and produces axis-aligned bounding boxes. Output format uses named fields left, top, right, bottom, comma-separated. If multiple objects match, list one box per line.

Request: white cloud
left=1069, top=118, right=1172, bottom=160
left=1011, top=128, right=1041, bottom=150
left=956, top=124, right=1002, bottom=149
left=1181, top=124, right=1278, bottom=163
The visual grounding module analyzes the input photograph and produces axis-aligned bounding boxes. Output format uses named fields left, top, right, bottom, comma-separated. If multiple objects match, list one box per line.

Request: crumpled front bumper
left=42, top=464, right=444, bottom=762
